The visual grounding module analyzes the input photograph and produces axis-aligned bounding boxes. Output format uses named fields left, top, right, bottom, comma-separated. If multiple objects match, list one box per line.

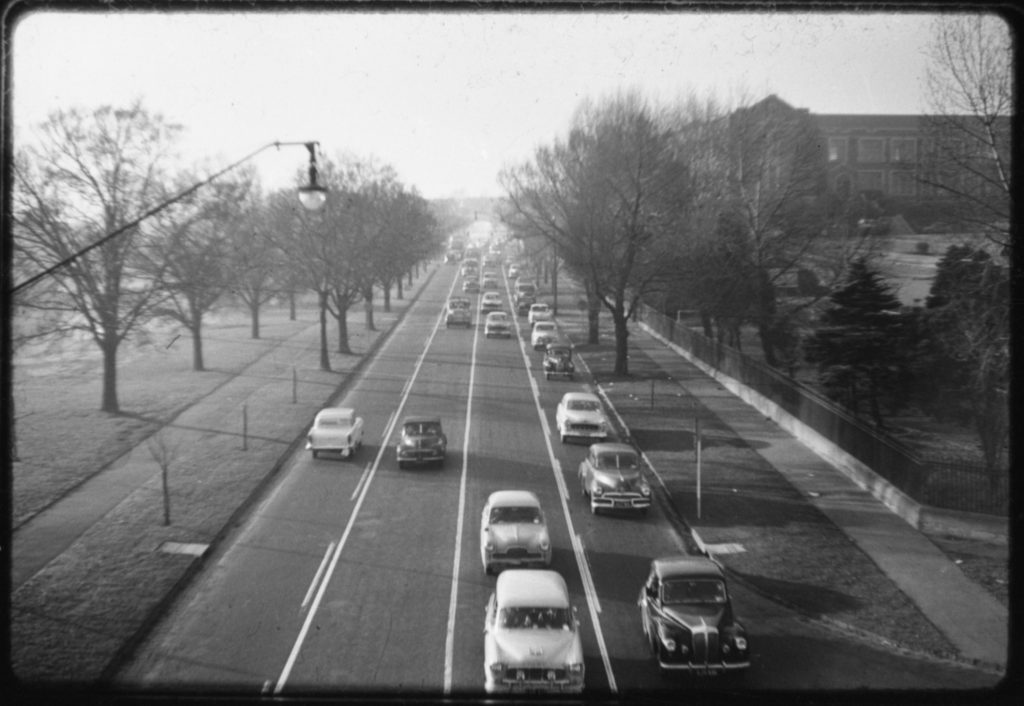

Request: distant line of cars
left=308, top=262, right=750, bottom=689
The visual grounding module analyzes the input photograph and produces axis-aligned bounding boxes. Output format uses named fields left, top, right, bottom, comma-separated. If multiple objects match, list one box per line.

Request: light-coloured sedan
left=480, top=291, right=503, bottom=311
left=555, top=391, right=610, bottom=443
left=480, top=491, right=552, bottom=574
left=527, top=303, right=552, bottom=325
left=530, top=321, right=558, bottom=350
left=483, top=570, right=584, bottom=694
left=485, top=311, right=512, bottom=338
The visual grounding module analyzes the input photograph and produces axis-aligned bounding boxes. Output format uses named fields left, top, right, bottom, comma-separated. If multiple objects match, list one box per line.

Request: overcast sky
left=9, top=7, right=991, bottom=199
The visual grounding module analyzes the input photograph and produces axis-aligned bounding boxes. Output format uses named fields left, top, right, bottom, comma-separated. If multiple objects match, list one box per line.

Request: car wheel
left=398, top=460, right=405, bottom=470
left=590, top=502, right=598, bottom=515
left=311, top=449, right=319, bottom=459
left=484, top=563, right=492, bottom=575
left=545, top=372, right=551, bottom=380
left=560, top=433, right=567, bottom=444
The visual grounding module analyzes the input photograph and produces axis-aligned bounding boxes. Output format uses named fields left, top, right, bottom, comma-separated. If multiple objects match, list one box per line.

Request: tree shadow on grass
left=730, top=570, right=864, bottom=616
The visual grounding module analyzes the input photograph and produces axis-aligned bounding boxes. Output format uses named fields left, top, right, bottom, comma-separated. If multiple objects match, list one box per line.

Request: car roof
left=402, top=415, right=442, bottom=425
left=534, top=321, right=555, bottom=328
left=589, top=442, right=635, bottom=455
left=652, top=555, right=726, bottom=581
left=487, top=311, right=508, bottom=319
left=562, top=392, right=599, bottom=403
left=530, top=303, right=549, bottom=309
left=496, top=570, right=569, bottom=608
left=547, top=344, right=572, bottom=352
left=487, top=490, right=542, bottom=509
left=317, top=407, right=355, bottom=418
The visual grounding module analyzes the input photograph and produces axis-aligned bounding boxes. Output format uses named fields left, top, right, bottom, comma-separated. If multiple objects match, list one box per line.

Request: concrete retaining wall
left=642, top=323, right=1008, bottom=545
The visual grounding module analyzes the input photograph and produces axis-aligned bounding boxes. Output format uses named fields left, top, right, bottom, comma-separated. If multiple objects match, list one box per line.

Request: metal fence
left=638, top=304, right=1008, bottom=517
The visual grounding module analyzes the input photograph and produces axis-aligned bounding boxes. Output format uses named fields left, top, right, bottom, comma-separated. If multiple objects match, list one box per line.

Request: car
left=480, top=491, right=552, bottom=573
left=530, top=321, right=558, bottom=350
left=555, top=392, right=610, bottom=443
left=395, top=416, right=447, bottom=468
left=446, top=297, right=473, bottom=328
left=462, top=277, right=480, bottom=294
left=306, top=407, right=364, bottom=459
left=461, top=259, right=480, bottom=277
left=480, top=291, right=503, bottom=311
left=482, top=276, right=500, bottom=290
left=527, top=303, right=552, bottom=325
left=578, top=442, right=651, bottom=515
left=484, top=569, right=584, bottom=694
left=484, top=311, right=512, bottom=338
left=516, top=295, right=536, bottom=316
left=507, top=264, right=520, bottom=279
left=543, top=344, right=575, bottom=380
left=638, top=555, right=750, bottom=675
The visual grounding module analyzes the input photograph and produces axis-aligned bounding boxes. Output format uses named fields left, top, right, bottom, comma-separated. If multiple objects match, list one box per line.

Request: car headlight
left=641, top=484, right=651, bottom=496
left=734, top=636, right=748, bottom=651
left=539, top=536, right=550, bottom=551
left=489, top=662, right=505, bottom=675
left=592, top=485, right=603, bottom=496
left=662, top=637, right=677, bottom=652
left=484, top=541, right=494, bottom=551
left=568, top=663, right=583, bottom=674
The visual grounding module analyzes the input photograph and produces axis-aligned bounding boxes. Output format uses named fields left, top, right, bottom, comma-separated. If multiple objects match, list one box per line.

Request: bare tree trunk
left=101, top=336, right=120, bottom=413
left=363, top=286, right=376, bottom=331
left=249, top=298, right=261, bottom=339
left=191, top=319, right=204, bottom=372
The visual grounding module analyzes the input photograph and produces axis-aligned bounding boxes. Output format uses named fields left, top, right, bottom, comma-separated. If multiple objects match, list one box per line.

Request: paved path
left=628, top=324, right=1008, bottom=669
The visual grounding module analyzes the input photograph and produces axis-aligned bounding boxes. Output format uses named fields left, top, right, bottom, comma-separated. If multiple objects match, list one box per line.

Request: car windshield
left=549, top=349, right=571, bottom=359
left=595, top=452, right=638, bottom=469
left=532, top=305, right=548, bottom=312
left=490, top=506, right=542, bottom=524
left=490, top=314, right=507, bottom=322
left=499, top=607, right=573, bottom=630
left=568, top=399, right=600, bottom=411
left=536, top=323, right=554, bottom=331
left=405, top=422, right=441, bottom=436
left=662, top=579, right=727, bottom=605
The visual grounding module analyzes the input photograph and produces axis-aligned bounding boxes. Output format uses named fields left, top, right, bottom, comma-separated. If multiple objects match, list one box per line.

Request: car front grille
left=503, top=667, right=568, bottom=682
left=495, top=547, right=543, bottom=560
left=568, top=423, right=600, bottom=432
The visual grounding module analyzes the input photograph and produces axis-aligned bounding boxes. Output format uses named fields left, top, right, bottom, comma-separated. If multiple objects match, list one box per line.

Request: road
left=118, top=260, right=996, bottom=694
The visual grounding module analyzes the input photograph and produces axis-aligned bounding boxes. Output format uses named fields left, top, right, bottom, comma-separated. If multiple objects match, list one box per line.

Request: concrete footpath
left=605, top=323, right=1008, bottom=670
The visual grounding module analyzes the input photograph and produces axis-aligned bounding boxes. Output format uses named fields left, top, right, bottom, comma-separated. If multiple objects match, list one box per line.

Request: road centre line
left=512, top=309, right=618, bottom=693
left=442, top=282, right=482, bottom=694
left=301, top=542, right=335, bottom=609
left=351, top=461, right=373, bottom=501
left=274, top=276, right=453, bottom=695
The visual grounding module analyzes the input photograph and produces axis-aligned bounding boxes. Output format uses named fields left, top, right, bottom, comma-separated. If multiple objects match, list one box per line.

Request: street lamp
left=11, top=140, right=327, bottom=295
left=296, top=141, right=328, bottom=211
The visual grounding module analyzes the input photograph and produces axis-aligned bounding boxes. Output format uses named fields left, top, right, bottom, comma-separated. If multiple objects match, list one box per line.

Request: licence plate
left=614, top=501, right=628, bottom=508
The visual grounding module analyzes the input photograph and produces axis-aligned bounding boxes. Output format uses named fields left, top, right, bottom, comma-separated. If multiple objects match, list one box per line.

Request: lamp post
left=10, top=140, right=327, bottom=295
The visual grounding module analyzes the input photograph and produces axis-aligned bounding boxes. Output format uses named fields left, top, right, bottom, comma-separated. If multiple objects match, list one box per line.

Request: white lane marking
left=350, top=461, right=373, bottom=501
left=574, top=534, right=602, bottom=614
left=514, top=312, right=618, bottom=693
left=442, top=289, right=482, bottom=694
left=274, top=279, right=452, bottom=695
left=301, top=542, right=336, bottom=609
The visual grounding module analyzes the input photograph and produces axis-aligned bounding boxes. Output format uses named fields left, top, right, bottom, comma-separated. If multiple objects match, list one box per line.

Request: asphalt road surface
left=118, top=264, right=998, bottom=695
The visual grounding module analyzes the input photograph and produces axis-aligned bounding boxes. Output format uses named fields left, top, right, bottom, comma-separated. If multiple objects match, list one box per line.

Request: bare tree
left=502, top=92, right=692, bottom=374
left=142, top=172, right=253, bottom=370
left=920, top=14, right=1011, bottom=249
left=12, top=102, right=181, bottom=412
left=146, top=431, right=181, bottom=526
left=225, top=185, right=285, bottom=339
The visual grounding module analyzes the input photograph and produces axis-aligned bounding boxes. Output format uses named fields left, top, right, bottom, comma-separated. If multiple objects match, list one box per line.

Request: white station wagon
left=484, top=570, right=584, bottom=694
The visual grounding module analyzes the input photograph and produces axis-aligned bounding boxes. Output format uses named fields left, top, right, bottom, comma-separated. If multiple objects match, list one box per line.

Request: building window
left=891, top=171, right=917, bottom=196
left=857, top=170, right=885, bottom=192
left=858, top=138, right=886, bottom=163
left=891, top=137, right=917, bottom=163
left=828, top=138, right=847, bottom=163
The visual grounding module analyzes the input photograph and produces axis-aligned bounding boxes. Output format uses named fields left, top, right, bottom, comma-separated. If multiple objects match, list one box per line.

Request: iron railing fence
left=638, top=304, right=1007, bottom=517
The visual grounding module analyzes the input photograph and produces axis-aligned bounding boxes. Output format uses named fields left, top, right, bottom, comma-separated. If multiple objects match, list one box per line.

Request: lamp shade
left=298, top=185, right=327, bottom=211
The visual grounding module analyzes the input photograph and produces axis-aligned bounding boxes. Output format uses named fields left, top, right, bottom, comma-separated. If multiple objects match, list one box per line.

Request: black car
left=638, top=555, right=750, bottom=675
left=543, top=344, right=575, bottom=380
left=396, top=416, right=447, bottom=468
